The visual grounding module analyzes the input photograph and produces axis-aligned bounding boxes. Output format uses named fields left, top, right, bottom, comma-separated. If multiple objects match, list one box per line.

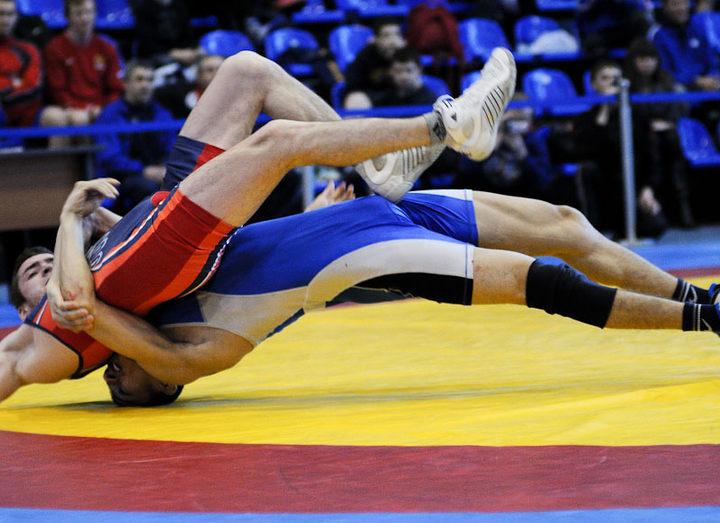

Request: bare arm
left=48, top=178, right=252, bottom=384
left=0, top=325, right=78, bottom=403
left=88, top=301, right=252, bottom=384
left=48, top=179, right=120, bottom=331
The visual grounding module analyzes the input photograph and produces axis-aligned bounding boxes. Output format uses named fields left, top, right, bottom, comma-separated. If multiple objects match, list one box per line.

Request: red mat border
left=1, top=431, right=719, bottom=513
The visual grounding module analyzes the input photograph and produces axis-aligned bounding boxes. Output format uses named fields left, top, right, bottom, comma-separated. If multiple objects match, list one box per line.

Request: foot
left=433, top=47, right=516, bottom=161
left=355, top=144, right=445, bottom=202
left=710, top=283, right=720, bottom=304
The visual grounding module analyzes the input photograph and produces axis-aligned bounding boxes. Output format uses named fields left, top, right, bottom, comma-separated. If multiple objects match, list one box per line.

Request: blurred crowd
left=3, top=0, right=720, bottom=278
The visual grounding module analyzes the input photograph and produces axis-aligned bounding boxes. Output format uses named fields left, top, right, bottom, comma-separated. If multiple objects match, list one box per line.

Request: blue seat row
left=16, top=0, right=134, bottom=29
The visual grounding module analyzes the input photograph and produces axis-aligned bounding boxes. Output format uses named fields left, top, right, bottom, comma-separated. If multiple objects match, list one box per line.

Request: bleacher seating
left=328, top=24, right=373, bottom=73
left=16, top=0, right=66, bottom=29
left=513, top=15, right=582, bottom=62
left=95, top=0, right=134, bottom=31
left=334, top=0, right=409, bottom=19
left=522, top=68, right=591, bottom=117
left=535, top=0, right=579, bottom=12
left=264, top=27, right=320, bottom=78
left=292, top=0, right=346, bottom=25
left=330, top=75, right=448, bottom=109
left=677, top=117, right=720, bottom=168
left=200, top=30, right=255, bottom=57
left=422, top=74, right=451, bottom=97
left=460, top=70, right=481, bottom=92
left=690, top=10, right=720, bottom=55
left=458, top=18, right=510, bottom=64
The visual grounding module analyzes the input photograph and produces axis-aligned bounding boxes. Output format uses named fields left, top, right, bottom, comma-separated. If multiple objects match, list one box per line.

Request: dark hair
left=9, top=246, right=53, bottom=309
left=391, top=46, right=421, bottom=66
left=590, top=58, right=621, bottom=82
left=373, top=16, right=400, bottom=35
left=623, top=37, right=675, bottom=92
left=64, top=0, right=95, bottom=18
left=111, top=384, right=184, bottom=407
left=123, top=59, right=154, bottom=81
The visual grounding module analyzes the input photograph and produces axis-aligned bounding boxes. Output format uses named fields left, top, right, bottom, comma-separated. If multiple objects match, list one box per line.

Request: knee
left=244, top=119, right=300, bottom=156
left=554, top=204, right=604, bottom=251
left=223, top=51, right=276, bottom=86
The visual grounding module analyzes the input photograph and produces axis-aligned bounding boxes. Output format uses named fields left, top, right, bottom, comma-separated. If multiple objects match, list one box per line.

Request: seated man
left=343, top=18, right=405, bottom=110
left=94, top=60, right=176, bottom=214
left=0, top=47, right=518, bottom=403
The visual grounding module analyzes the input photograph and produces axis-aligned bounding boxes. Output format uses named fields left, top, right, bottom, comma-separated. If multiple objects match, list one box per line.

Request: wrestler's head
left=10, top=247, right=54, bottom=320
left=104, top=354, right=183, bottom=406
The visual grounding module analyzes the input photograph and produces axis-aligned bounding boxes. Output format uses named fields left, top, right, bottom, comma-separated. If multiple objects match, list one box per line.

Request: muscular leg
left=180, top=117, right=432, bottom=226
left=470, top=247, right=683, bottom=329
left=471, top=191, right=678, bottom=298
left=180, top=51, right=340, bottom=150
left=176, top=50, right=444, bottom=202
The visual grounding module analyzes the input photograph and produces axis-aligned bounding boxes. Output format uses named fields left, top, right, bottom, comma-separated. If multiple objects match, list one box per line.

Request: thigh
left=179, top=53, right=263, bottom=150
left=471, top=191, right=587, bottom=256
left=88, top=189, right=236, bottom=316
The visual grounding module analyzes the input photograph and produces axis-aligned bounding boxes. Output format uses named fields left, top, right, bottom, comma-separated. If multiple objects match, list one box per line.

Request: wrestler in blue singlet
left=149, top=189, right=479, bottom=346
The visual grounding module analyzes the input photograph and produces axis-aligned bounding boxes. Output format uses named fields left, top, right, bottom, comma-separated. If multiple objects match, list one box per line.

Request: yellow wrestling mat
left=2, top=276, right=719, bottom=447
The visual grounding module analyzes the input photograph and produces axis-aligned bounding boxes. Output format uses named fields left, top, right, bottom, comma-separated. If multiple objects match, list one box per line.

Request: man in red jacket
left=0, top=0, right=69, bottom=147
left=43, top=0, right=123, bottom=135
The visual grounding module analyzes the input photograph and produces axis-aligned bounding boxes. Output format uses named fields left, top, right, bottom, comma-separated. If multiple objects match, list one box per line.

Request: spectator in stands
left=132, top=0, right=199, bottom=69
left=374, top=47, right=436, bottom=107
left=343, top=17, right=405, bottom=110
left=405, top=0, right=466, bottom=91
left=12, top=4, right=51, bottom=49
left=43, top=0, right=124, bottom=133
left=94, top=60, right=175, bottom=214
left=623, top=37, right=694, bottom=227
left=457, top=93, right=576, bottom=204
left=577, top=0, right=653, bottom=59
left=574, top=59, right=668, bottom=239
left=155, top=54, right=223, bottom=118
left=0, top=0, right=68, bottom=148
left=649, top=0, right=720, bottom=91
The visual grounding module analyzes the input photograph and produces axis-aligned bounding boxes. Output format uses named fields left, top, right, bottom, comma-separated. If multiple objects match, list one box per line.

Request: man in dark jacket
left=94, top=60, right=176, bottom=214
left=342, top=17, right=404, bottom=109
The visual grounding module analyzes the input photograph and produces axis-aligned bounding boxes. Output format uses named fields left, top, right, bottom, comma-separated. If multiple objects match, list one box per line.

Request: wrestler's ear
left=17, top=304, right=31, bottom=321
left=160, top=383, right=179, bottom=395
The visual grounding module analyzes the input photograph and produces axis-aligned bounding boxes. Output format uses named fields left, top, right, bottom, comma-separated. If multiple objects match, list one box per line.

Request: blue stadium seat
left=535, top=0, right=579, bottom=11
left=331, top=81, right=346, bottom=108
left=459, top=18, right=510, bottom=64
left=514, top=15, right=582, bottom=61
left=334, top=0, right=409, bottom=18
left=293, top=0, right=346, bottom=24
left=200, top=30, right=254, bottom=57
left=690, top=11, right=720, bottom=54
left=676, top=117, right=720, bottom=167
left=522, top=68, right=591, bottom=117
left=95, top=0, right=135, bottom=30
left=460, top=70, right=481, bottom=92
left=264, top=28, right=320, bottom=77
left=422, top=75, right=450, bottom=97
left=16, top=0, right=66, bottom=29
left=394, top=0, right=471, bottom=14
left=582, top=70, right=594, bottom=94
left=329, top=24, right=373, bottom=73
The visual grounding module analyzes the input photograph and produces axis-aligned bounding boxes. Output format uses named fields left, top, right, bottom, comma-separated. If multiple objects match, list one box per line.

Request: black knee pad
left=526, top=259, right=617, bottom=328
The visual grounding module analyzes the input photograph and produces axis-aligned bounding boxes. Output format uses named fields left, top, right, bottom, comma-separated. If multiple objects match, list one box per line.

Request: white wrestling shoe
left=355, top=143, right=446, bottom=202
left=433, top=47, right=516, bottom=161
